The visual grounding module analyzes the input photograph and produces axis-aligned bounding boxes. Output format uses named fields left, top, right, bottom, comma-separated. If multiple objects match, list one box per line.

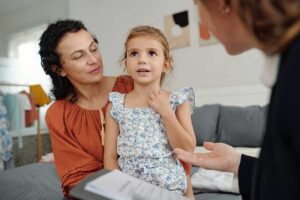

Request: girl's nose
left=138, top=60, right=147, bottom=65
left=138, top=53, right=147, bottom=64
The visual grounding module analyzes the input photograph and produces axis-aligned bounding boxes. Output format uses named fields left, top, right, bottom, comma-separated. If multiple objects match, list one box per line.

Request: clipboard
left=70, top=169, right=111, bottom=200
left=70, top=168, right=186, bottom=200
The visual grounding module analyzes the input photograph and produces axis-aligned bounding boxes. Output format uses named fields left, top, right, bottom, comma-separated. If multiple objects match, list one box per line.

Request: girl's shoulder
left=108, top=92, right=125, bottom=108
left=170, top=87, right=195, bottom=112
left=170, top=87, right=194, bottom=100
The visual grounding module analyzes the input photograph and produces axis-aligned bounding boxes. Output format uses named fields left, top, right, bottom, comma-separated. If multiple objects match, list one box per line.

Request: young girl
left=104, top=25, right=196, bottom=198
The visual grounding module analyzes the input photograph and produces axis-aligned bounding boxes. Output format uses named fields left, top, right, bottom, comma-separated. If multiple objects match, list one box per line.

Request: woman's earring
left=220, top=5, right=230, bottom=14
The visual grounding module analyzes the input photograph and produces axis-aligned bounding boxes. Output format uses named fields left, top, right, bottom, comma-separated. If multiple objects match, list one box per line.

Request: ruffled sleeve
left=171, top=87, right=195, bottom=114
left=169, top=87, right=195, bottom=176
left=108, top=92, right=124, bottom=123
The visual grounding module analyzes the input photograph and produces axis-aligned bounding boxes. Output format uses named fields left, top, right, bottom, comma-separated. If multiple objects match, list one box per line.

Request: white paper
left=85, top=170, right=187, bottom=200
left=191, top=167, right=239, bottom=193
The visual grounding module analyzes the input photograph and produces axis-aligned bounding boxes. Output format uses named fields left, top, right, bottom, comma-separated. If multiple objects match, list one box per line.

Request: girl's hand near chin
left=148, top=90, right=173, bottom=117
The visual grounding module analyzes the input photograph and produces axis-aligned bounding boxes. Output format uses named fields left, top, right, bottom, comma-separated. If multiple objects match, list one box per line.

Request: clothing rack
left=0, top=82, right=32, bottom=87
left=0, top=81, right=42, bottom=161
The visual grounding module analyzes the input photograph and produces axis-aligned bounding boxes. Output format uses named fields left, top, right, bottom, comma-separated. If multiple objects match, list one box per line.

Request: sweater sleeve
left=238, top=154, right=257, bottom=199
left=112, top=75, right=134, bottom=93
left=46, top=102, right=103, bottom=198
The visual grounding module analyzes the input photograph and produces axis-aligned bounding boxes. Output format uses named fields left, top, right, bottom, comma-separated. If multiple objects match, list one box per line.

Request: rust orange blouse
left=46, top=75, right=191, bottom=198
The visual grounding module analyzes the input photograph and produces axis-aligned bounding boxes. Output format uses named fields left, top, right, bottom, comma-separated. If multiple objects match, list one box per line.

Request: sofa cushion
left=217, top=105, right=267, bottom=147
left=192, top=104, right=220, bottom=146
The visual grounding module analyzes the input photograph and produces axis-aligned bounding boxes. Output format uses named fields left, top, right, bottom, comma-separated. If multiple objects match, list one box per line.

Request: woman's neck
left=75, top=76, right=115, bottom=110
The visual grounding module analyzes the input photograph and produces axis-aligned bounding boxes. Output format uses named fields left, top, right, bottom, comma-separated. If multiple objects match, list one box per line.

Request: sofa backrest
left=191, top=104, right=268, bottom=147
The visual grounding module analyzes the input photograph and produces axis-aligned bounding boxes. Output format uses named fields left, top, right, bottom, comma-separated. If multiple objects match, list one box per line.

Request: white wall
left=194, top=86, right=270, bottom=107
left=0, top=0, right=271, bottom=137
left=68, top=0, right=268, bottom=94
left=0, top=0, right=69, bottom=89
left=0, top=34, right=3, bottom=56
left=0, top=0, right=69, bottom=57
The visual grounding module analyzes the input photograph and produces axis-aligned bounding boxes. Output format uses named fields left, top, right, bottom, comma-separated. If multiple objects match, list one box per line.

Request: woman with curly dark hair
left=39, top=19, right=134, bottom=197
left=175, top=0, right=300, bottom=200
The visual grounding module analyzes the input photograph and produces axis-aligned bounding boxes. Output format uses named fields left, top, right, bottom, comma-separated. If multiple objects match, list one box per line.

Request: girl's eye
left=148, top=51, right=157, bottom=56
left=129, top=51, right=138, bottom=57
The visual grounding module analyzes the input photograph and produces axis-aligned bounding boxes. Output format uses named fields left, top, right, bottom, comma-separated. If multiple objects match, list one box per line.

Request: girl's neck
left=124, top=82, right=161, bottom=108
left=131, top=82, right=161, bottom=97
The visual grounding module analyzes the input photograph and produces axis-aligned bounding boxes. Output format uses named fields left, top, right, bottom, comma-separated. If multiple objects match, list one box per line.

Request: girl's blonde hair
left=200, top=0, right=300, bottom=55
left=121, top=25, right=173, bottom=83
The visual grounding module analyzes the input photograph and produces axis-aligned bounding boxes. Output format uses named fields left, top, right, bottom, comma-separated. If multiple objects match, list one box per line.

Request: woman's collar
left=260, top=54, right=280, bottom=88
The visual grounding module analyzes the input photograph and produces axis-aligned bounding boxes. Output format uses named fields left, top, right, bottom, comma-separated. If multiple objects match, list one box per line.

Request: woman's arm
left=46, top=104, right=103, bottom=197
left=104, top=103, right=120, bottom=170
left=175, top=142, right=242, bottom=174
left=238, top=154, right=257, bottom=198
left=149, top=90, right=196, bottom=152
left=175, top=143, right=257, bottom=197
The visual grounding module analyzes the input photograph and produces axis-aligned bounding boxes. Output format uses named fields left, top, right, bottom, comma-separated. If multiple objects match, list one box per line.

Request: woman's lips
left=89, top=67, right=101, bottom=74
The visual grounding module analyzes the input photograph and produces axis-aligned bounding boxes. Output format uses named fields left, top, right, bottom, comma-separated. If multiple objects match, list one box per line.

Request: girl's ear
left=163, top=59, right=171, bottom=73
left=123, top=59, right=128, bottom=72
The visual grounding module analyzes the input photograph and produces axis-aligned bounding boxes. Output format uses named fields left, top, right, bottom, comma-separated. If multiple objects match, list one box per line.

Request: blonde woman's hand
left=148, top=90, right=173, bottom=117
left=174, top=142, right=241, bottom=175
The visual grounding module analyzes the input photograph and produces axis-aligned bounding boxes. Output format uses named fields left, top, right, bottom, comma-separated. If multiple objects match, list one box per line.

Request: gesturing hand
left=148, top=90, right=173, bottom=117
left=174, top=142, right=241, bottom=175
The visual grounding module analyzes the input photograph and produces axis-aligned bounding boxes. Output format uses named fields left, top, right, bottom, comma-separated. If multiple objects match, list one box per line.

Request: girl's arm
left=163, top=100, right=196, bottom=152
left=149, top=91, right=196, bottom=152
left=104, top=103, right=120, bottom=170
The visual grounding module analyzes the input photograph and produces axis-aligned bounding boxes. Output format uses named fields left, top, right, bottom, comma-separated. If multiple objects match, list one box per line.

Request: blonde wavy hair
left=121, top=25, right=173, bottom=83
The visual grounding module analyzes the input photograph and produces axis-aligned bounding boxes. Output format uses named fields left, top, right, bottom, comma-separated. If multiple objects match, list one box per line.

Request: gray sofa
left=0, top=104, right=267, bottom=200
left=191, top=104, right=266, bottom=200
left=192, top=104, right=267, bottom=147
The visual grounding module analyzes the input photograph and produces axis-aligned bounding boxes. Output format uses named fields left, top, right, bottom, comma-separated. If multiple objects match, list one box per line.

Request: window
left=8, top=25, right=50, bottom=91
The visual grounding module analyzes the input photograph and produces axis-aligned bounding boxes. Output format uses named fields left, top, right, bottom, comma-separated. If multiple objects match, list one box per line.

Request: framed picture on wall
left=164, top=10, right=190, bottom=49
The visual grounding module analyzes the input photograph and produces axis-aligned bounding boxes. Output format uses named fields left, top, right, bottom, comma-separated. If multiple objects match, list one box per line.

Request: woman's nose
left=86, top=52, right=98, bottom=64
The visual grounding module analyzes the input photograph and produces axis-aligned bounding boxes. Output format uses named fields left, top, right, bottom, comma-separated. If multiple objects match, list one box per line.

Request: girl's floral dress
left=109, top=87, right=195, bottom=195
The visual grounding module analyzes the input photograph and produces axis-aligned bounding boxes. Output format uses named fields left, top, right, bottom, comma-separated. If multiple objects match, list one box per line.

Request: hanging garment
left=20, top=91, right=38, bottom=127
left=0, top=96, right=13, bottom=170
left=3, top=93, right=31, bottom=148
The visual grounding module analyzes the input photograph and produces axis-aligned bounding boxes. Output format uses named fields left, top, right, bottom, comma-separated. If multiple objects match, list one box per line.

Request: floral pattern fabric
left=0, top=96, right=13, bottom=170
left=109, top=87, right=195, bottom=195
